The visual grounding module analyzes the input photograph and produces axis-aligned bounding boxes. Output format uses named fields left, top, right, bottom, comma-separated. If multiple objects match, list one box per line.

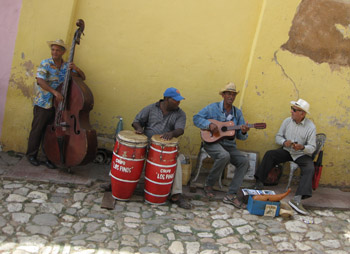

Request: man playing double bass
left=26, top=39, right=85, bottom=168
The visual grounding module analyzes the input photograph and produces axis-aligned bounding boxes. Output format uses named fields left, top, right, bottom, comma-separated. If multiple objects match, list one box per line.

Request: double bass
left=44, top=19, right=97, bottom=168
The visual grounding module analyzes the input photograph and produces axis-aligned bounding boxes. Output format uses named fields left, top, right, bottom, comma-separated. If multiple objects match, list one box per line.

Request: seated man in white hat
left=193, top=82, right=250, bottom=209
left=26, top=39, right=85, bottom=169
left=253, top=99, right=316, bottom=215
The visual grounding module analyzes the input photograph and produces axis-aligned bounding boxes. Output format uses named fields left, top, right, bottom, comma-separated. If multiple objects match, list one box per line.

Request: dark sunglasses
left=291, top=106, right=303, bottom=112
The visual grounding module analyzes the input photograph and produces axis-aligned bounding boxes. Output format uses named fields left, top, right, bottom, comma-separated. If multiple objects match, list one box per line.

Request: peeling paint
left=282, top=0, right=350, bottom=67
left=335, top=24, right=350, bottom=39
left=338, top=100, right=350, bottom=112
left=21, top=60, right=34, bottom=77
left=327, top=116, right=350, bottom=129
left=8, top=74, right=32, bottom=98
left=255, top=85, right=261, bottom=96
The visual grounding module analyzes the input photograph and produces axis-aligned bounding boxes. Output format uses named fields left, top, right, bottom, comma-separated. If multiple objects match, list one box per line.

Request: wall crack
left=273, top=49, right=299, bottom=98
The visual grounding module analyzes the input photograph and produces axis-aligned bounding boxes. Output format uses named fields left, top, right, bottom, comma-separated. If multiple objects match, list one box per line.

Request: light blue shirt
left=193, top=100, right=248, bottom=146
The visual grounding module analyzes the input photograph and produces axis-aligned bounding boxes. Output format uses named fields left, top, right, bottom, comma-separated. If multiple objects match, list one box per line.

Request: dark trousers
left=203, top=142, right=249, bottom=195
left=26, top=106, right=55, bottom=158
left=254, top=148, right=314, bottom=199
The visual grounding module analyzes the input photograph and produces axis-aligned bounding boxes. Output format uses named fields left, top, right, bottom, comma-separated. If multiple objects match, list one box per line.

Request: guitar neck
left=229, top=124, right=255, bottom=130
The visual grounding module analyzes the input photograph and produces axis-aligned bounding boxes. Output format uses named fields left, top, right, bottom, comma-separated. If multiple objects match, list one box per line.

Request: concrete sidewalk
left=0, top=151, right=349, bottom=210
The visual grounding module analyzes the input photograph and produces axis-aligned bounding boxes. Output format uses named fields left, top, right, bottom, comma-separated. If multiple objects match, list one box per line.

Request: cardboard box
left=247, top=195, right=280, bottom=216
left=181, top=161, right=192, bottom=186
left=225, top=151, right=258, bottom=180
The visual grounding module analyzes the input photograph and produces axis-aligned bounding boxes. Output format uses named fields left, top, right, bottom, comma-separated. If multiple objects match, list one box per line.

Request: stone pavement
left=0, top=151, right=350, bottom=253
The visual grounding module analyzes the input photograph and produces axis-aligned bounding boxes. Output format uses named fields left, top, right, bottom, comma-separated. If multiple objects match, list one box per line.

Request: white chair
left=285, top=133, right=326, bottom=191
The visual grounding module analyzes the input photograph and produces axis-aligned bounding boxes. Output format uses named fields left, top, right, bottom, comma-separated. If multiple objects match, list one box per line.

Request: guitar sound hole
left=221, top=126, right=227, bottom=132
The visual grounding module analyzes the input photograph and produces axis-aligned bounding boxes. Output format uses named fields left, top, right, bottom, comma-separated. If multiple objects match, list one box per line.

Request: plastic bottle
left=115, top=117, right=123, bottom=137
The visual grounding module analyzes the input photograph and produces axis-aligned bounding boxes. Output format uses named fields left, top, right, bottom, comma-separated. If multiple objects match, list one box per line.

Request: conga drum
left=144, top=135, right=178, bottom=204
left=111, top=130, right=148, bottom=200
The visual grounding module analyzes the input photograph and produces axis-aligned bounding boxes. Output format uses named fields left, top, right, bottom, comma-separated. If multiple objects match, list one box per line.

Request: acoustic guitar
left=200, top=119, right=266, bottom=143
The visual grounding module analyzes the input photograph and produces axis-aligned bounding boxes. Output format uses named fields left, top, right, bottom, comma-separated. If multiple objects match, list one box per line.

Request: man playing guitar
left=193, top=82, right=250, bottom=209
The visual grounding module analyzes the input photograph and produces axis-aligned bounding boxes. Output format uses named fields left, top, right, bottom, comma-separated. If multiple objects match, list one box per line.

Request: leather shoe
left=248, top=180, right=264, bottom=190
left=100, top=183, right=112, bottom=192
left=45, top=160, right=56, bottom=169
left=28, top=156, right=40, bottom=166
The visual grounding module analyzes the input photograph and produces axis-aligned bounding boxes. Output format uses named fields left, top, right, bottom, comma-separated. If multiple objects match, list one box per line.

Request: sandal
left=203, top=186, right=216, bottom=198
left=171, top=195, right=192, bottom=209
left=223, top=195, right=247, bottom=209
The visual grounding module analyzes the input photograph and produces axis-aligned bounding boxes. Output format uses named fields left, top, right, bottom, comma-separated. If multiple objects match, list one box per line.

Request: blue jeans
left=203, top=141, right=249, bottom=195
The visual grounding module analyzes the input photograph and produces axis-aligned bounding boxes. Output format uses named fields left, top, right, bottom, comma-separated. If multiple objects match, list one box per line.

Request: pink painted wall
left=0, top=0, right=22, bottom=138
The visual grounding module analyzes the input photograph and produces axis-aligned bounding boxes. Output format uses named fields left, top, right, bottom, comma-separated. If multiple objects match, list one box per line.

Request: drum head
left=117, top=130, right=148, bottom=146
left=151, top=134, right=178, bottom=147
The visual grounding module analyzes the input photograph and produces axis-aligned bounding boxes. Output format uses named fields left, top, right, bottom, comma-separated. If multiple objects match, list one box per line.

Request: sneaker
left=288, top=199, right=308, bottom=215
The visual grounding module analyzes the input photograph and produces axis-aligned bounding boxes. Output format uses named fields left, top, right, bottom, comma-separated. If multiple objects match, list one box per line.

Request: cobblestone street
left=0, top=177, right=349, bottom=254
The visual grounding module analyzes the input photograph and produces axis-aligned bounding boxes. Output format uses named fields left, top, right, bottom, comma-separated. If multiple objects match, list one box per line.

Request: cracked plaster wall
left=242, top=0, right=350, bottom=186
left=1, top=0, right=349, bottom=186
left=282, top=0, right=350, bottom=67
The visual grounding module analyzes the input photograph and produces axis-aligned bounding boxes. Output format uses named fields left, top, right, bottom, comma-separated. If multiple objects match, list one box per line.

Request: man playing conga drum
left=132, top=87, right=191, bottom=209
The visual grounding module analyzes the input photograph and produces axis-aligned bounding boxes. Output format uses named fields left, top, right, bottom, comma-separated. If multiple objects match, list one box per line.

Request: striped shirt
left=133, top=100, right=186, bottom=139
left=275, top=117, right=316, bottom=160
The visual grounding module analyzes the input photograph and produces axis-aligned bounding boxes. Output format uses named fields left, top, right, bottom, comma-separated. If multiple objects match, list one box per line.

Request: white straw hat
left=47, top=39, right=67, bottom=50
left=290, top=99, right=310, bottom=114
left=219, top=82, right=240, bottom=95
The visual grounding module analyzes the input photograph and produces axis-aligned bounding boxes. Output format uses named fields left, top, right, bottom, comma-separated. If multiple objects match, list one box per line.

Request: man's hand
left=134, top=128, right=144, bottom=135
left=241, top=122, right=250, bottom=134
left=283, top=140, right=292, bottom=148
left=132, top=122, right=144, bottom=135
left=69, top=62, right=76, bottom=70
left=69, top=62, right=86, bottom=80
left=209, top=123, right=219, bottom=135
left=53, top=90, right=63, bottom=103
left=292, top=142, right=304, bottom=151
left=160, top=132, right=174, bottom=140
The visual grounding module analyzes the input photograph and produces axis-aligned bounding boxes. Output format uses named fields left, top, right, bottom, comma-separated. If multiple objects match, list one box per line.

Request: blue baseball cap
left=163, top=87, right=185, bottom=101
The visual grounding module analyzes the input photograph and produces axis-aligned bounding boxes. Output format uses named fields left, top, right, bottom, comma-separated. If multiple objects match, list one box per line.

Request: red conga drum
left=111, top=130, right=148, bottom=200
left=144, top=135, right=178, bottom=204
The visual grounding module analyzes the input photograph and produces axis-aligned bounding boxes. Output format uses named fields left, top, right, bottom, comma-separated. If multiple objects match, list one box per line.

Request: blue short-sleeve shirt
left=34, top=58, right=69, bottom=109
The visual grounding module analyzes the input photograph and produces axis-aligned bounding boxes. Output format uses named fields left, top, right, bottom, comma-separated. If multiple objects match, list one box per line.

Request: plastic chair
left=285, top=133, right=326, bottom=191
left=191, top=142, right=224, bottom=189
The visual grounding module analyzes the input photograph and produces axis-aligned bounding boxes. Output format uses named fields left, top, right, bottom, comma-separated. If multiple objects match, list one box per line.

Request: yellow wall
left=2, top=0, right=77, bottom=152
left=2, top=0, right=262, bottom=151
left=241, top=0, right=350, bottom=186
left=72, top=0, right=263, bottom=156
left=1, top=0, right=349, bottom=186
